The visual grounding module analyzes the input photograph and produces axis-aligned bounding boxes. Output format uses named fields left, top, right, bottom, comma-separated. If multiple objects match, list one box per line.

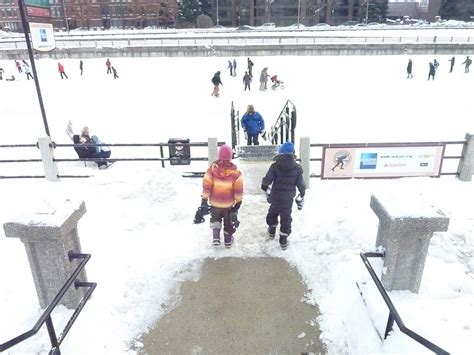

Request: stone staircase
left=236, top=145, right=278, bottom=161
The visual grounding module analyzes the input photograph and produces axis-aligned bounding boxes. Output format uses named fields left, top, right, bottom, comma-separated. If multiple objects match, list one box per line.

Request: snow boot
left=224, top=232, right=234, bottom=248
left=267, top=226, right=276, bottom=240
left=212, top=229, right=221, bottom=247
left=279, top=233, right=289, bottom=250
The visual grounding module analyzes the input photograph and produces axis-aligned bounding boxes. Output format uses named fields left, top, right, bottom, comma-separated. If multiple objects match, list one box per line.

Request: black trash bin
left=168, top=138, right=191, bottom=165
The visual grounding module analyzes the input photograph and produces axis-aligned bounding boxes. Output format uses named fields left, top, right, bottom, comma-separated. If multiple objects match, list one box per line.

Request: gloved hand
left=230, top=211, right=240, bottom=229
left=265, top=187, right=272, bottom=204
left=201, top=199, right=210, bottom=215
left=231, top=201, right=241, bottom=212
left=193, top=208, right=205, bottom=224
left=295, top=194, right=304, bottom=210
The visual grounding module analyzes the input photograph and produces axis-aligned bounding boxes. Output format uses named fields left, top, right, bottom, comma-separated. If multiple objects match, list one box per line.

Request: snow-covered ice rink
left=0, top=52, right=473, bottom=354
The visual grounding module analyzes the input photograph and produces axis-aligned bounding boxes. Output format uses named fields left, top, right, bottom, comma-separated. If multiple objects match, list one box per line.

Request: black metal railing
left=308, top=140, right=466, bottom=179
left=230, top=101, right=240, bottom=150
left=359, top=251, right=449, bottom=355
left=0, top=251, right=96, bottom=355
left=0, top=141, right=224, bottom=179
left=269, top=100, right=297, bottom=145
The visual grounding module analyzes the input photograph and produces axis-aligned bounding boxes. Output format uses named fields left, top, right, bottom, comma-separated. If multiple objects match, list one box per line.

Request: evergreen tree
left=199, top=0, right=212, bottom=16
left=178, top=0, right=202, bottom=22
left=359, top=1, right=388, bottom=23
left=441, top=0, right=460, bottom=19
left=441, top=0, right=474, bottom=21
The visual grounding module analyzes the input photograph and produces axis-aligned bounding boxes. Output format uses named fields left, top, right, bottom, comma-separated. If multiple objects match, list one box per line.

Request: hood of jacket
left=211, top=160, right=239, bottom=180
left=274, top=154, right=297, bottom=172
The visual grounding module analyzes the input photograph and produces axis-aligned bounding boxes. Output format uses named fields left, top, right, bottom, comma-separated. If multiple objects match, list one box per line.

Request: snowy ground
left=0, top=50, right=473, bottom=354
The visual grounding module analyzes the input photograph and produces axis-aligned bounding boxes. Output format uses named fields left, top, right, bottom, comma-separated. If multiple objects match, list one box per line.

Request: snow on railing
left=0, top=35, right=473, bottom=50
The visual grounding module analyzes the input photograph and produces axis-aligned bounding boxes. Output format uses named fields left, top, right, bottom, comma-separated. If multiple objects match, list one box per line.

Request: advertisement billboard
left=30, top=22, right=55, bottom=51
left=322, top=144, right=445, bottom=179
left=25, top=0, right=51, bottom=17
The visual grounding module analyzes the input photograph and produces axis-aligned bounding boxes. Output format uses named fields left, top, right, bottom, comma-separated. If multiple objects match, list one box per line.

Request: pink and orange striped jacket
left=202, top=161, right=243, bottom=208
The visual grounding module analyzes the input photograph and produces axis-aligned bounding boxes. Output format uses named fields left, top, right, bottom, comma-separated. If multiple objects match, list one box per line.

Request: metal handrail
left=359, top=252, right=449, bottom=355
left=0, top=252, right=96, bottom=354
left=270, top=100, right=297, bottom=145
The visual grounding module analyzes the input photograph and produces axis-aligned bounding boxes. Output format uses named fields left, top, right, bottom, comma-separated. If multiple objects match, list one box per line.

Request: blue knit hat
left=279, top=142, right=295, bottom=155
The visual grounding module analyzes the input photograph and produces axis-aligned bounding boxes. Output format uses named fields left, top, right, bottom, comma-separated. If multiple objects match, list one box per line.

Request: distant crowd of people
left=406, top=55, right=472, bottom=80
left=211, top=57, right=284, bottom=97
left=0, top=58, right=120, bottom=81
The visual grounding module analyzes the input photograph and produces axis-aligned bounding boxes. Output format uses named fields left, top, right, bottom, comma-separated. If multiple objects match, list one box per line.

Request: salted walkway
left=140, top=159, right=325, bottom=354
left=140, top=257, right=325, bottom=354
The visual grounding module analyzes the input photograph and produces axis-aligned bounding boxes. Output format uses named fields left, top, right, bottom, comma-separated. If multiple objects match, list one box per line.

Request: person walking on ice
left=406, top=59, right=413, bottom=79
left=211, top=71, right=223, bottom=97
left=462, top=56, right=472, bottom=73
left=79, top=60, right=83, bottom=76
left=58, top=62, right=68, bottom=79
left=241, top=105, right=264, bottom=145
left=200, top=144, right=243, bottom=248
left=233, top=59, right=237, bottom=77
left=227, top=60, right=233, bottom=76
left=261, top=142, right=305, bottom=250
left=243, top=71, right=252, bottom=91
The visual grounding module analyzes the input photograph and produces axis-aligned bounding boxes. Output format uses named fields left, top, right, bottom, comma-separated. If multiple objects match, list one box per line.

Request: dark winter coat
left=73, top=135, right=94, bottom=159
left=241, top=112, right=264, bottom=135
left=429, top=63, right=436, bottom=75
left=243, top=73, right=252, bottom=84
left=261, top=154, right=305, bottom=205
left=212, top=72, right=222, bottom=86
left=407, top=60, right=412, bottom=73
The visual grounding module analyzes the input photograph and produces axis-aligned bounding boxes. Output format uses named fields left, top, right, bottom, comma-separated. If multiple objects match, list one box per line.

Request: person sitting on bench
left=73, top=127, right=112, bottom=168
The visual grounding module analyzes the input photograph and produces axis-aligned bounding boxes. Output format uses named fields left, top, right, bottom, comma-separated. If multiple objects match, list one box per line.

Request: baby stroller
left=271, top=75, right=284, bottom=90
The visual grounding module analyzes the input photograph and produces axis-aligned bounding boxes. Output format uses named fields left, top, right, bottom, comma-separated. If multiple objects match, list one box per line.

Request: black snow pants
left=266, top=200, right=293, bottom=235
left=210, top=207, right=234, bottom=235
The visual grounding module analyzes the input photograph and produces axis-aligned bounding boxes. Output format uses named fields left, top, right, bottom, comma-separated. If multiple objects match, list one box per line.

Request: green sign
left=25, top=0, right=50, bottom=17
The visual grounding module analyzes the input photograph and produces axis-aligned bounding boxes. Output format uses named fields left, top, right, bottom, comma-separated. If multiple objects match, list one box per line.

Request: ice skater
left=428, top=62, right=436, bottom=80
left=243, top=71, right=252, bottom=91
left=462, top=56, right=472, bottom=73
left=449, top=56, right=455, bottom=73
left=58, top=62, right=68, bottom=79
left=259, top=67, right=269, bottom=91
left=227, top=60, right=233, bottom=76
left=23, top=64, right=33, bottom=80
left=241, top=105, right=264, bottom=145
left=106, top=58, right=112, bottom=74
left=211, top=71, right=223, bottom=97
left=112, top=66, right=119, bottom=79
left=247, top=58, right=254, bottom=77
left=331, top=155, right=348, bottom=171
left=79, top=60, right=83, bottom=76
left=15, top=60, right=22, bottom=73
left=233, top=59, right=237, bottom=77
left=406, top=59, right=413, bottom=79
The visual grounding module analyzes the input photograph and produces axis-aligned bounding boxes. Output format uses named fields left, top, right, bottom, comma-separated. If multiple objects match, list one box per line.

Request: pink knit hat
left=218, top=144, right=233, bottom=161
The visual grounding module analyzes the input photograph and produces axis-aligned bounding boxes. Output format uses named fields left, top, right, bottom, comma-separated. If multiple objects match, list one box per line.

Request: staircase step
left=236, top=145, right=278, bottom=161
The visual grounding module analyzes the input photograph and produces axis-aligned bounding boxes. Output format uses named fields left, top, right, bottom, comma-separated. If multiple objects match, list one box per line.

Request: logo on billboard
left=359, top=152, right=378, bottom=169
left=330, top=150, right=351, bottom=172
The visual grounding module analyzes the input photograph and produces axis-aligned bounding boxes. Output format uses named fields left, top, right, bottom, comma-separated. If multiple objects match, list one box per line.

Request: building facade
left=0, top=0, right=177, bottom=32
left=213, top=0, right=390, bottom=27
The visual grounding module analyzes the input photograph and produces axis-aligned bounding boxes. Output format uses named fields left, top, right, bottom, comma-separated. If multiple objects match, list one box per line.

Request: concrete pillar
left=208, top=137, right=218, bottom=166
left=299, top=137, right=310, bottom=189
left=3, top=200, right=88, bottom=309
left=38, top=137, right=59, bottom=182
left=370, top=195, right=449, bottom=294
left=457, top=133, right=474, bottom=182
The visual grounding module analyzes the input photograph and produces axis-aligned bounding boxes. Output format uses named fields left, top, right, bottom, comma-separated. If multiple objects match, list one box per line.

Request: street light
left=216, top=0, right=219, bottom=26
left=297, top=0, right=301, bottom=28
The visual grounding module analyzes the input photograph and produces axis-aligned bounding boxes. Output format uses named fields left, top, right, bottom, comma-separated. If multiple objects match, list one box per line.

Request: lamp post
left=216, top=0, right=219, bottom=26
left=61, top=0, right=69, bottom=32
left=17, top=0, right=51, bottom=137
left=297, top=0, right=301, bottom=28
